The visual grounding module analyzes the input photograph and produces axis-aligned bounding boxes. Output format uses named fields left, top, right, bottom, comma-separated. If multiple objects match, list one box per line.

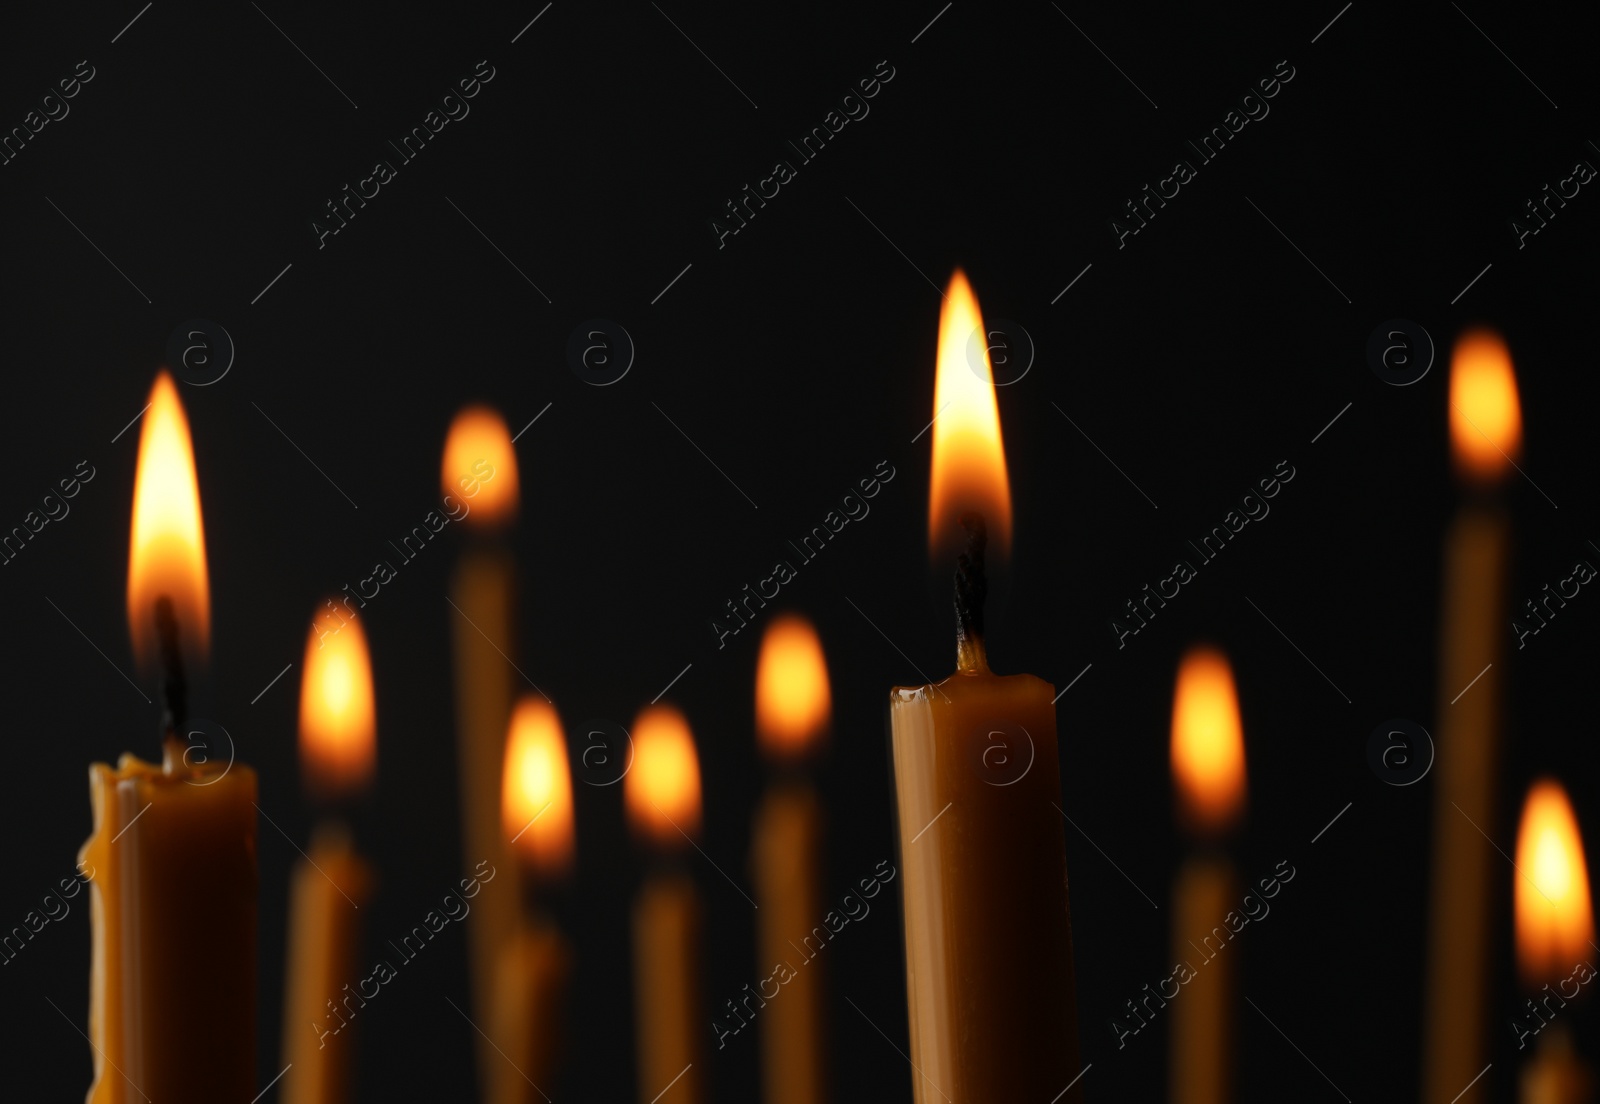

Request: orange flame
left=1514, top=779, right=1594, bottom=988
left=441, top=405, right=519, bottom=529
left=127, top=371, right=211, bottom=668
left=501, top=696, right=576, bottom=877
left=1449, top=328, right=1522, bottom=485
left=928, top=269, right=1012, bottom=561
left=624, top=704, right=702, bottom=847
left=755, top=614, right=831, bottom=759
left=298, top=604, right=377, bottom=799
left=1170, top=645, right=1247, bottom=835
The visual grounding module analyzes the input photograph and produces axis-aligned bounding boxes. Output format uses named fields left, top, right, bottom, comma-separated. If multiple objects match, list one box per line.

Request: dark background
left=3, top=1, right=1598, bottom=1100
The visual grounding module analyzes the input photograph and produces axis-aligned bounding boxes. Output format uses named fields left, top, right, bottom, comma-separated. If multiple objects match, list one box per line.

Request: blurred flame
left=127, top=371, right=211, bottom=668
left=501, top=696, right=575, bottom=876
left=928, top=269, right=1012, bottom=561
left=441, top=405, right=519, bottom=528
left=1449, top=328, right=1522, bottom=484
left=1514, top=779, right=1594, bottom=988
left=755, top=614, right=831, bottom=759
left=1170, top=645, right=1247, bottom=835
left=624, top=704, right=702, bottom=846
left=298, top=604, right=376, bottom=799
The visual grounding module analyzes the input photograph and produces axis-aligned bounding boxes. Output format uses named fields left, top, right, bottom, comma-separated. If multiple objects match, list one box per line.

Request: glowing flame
left=755, top=614, right=831, bottom=759
left=501, top=696, right=575, bottom=876
left=1514, top=779, right=1594, bottom=988
left=1449, top=328, right=1522, bottom=484
left=127, top=371, right=211, bottom=668
left=928, top=269, right=1012, bottom=561
left=624, top=704, right=702, bottom=846
left=440, top=405, right=519, bottom=528
left=1170, top=645, right=1247, bottom=835
left=298, top=604, right=376, bottom=799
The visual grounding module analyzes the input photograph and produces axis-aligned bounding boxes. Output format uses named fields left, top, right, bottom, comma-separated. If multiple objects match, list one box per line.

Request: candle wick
left=154, top=596, right=187, bottom=742
left=954, top=512, right=989, bottom=674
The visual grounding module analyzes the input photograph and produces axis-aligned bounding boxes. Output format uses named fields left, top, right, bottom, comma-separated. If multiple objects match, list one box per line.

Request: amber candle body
left=450, top=545, right=522, bottom=1073
left=751, top=784, right=826, bottom=1104
left=633, top=873, right=706, bottom=1104
left=889, top=668, right=1082, bottom=1103
left=1169, top=854, right=1236, bottom=1104
left=280, top=825, right=374, bottom=1104
left=1422, top=506, right=1509, bottom=1104
left=489, top=919, right=573, bottom=1104
left=80, top=745, right=257, bottom=1104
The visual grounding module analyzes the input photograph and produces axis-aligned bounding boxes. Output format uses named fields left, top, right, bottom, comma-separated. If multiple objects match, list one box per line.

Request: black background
left=3, top=1, right=1598, bottom=1100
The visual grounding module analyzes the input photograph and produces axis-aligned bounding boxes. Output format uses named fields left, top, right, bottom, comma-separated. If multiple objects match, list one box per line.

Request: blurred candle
left=280, top=605, right=377, bottom=1104
left=626, top=705, right=707, bottom=1104
left=1168, top=645, right=1247, bottom=1104
left=441, top=404, right=523, bottom=1081
left=1514, top=781, right=1595, bottom=1104
left=887, top=270, right=1082, bottom=1103
left=751, top=614, right=831, bottom=1104
left=490, top=695, right=576, bottom=1104
left=80, top=371, right=257, bottom=1103
left=1422, top=330, right=1522, bottom=1104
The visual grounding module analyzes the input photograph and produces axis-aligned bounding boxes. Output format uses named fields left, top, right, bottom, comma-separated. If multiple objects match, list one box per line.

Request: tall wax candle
left=888, top=271, right=1082, bottom=1103
left=491, top=695, right=577, bottom=1104
left=82, top=371, right=257, bottom=1103
left=441, top=405, right=524, bottom=1083
left=750, top=614, right=832, bottom=1104
left=281, top=605, right=379, bottom=1104
left=1422, top=330, right=1521, bottom=1104
left=1513, top=781, right=1595, bottom=1104
left=626, top=705, right=707, bottom=1104
left=1167, top=646, right=1248, bottom=1104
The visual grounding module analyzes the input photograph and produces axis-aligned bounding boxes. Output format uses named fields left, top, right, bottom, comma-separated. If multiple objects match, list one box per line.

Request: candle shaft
left=889, top=671, right=1082, bottom=1102
left=751, top=784, right=826, bottom=1104
left=280, top=825, right=373, bottom=1104
left=1422, top=507, right=1510, bottom=1104
left=633, top=873, right=706, bottom=1104
left=488, top=919, right=572, bottom=1104
left=80, top=749, right=257, bottom=1104
left=449, top=546, right=522, bottom=1078
left=1169, top=854, right=1236, bottom=1104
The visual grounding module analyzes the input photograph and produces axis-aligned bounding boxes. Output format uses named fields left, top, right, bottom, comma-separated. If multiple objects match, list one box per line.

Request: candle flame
left=441, top=405, right=519, bottom=528
left=624, top=704, right=702, bottom=847
left=501, top=696, right=576, bottom=876
left=298, top=604, right=376, bottom=799
left=127, top=371, right=211, bottom=668
left=755, top=614, right=831, bottom=759
left=1170, top=645, right=1247, bottom=835
left=1514, top=779, right=1594, bottom=988
left=1449, top=328, right=1522, bottom=484
left=929, top=269, right=1012, bottom=561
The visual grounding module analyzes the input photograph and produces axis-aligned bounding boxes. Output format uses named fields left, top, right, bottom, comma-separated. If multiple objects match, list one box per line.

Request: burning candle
left=1422, top=329, right=1522, bottom=1104
left=80, top=370, right=257, bottom=1103
left=887, top=270, right=1082, bottom=1102
left=489, top=695, right=576, bottom=1104
left=1513, top=780, right=1595, bottom=1104
left=751, top=614, right=831, bottom=1104
left=626, top=704, right=707, bottom=1104
left=441, top=404, right=523, bottom=1078
left=1168, top=645, right=1247, bottom=1104
left=280, top=604, right=378, bottom=1104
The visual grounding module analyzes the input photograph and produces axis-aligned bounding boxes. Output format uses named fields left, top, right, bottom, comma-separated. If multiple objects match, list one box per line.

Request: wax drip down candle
left=886, top=270, right=1083, bottom=1103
